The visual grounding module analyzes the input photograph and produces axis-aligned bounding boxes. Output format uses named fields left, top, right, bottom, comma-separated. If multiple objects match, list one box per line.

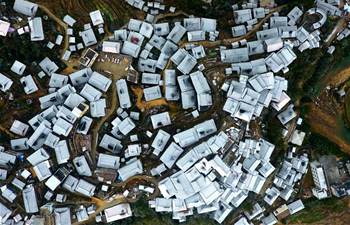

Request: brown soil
left=130, top=86, right=169, bottom=112
left=322, top=66, right=350, bottom=88
left=305, top=102, right=350, bottom=154
left=35, top=0, right=135, bottom=24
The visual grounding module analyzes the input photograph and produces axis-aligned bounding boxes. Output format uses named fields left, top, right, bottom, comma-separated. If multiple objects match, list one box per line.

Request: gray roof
left=80, top=83, right=102, bottom=102
left=1, top=186, right=17, bottom=203
left=73, top=155, right=92, bottom=176
left=247, top=40, right=265, bottom=55
left=288, top=199, right=305, bottom=215
left=0, top=151, right=16, bottom=166
left=30, top=17, right=44, bottom=41
left=181, top=90, right=196, bottom=110
left=69, top=68, right=92, bottom=86
left=12, top=177, right=25, bottom=190
left=197, top=93, right=213, bottom=110
left=39, top=57, right=59, bottom=75
left=234, top=9, right=252, bottom=24
left=33, top=160, right=52, bottom=181
left=63, top=15, right=76, bottom=27
left=49, top=73, right=69, bottom=88
left=165, top=85, right=180, bottom=101
left=287, top=7, right=303, bottom=25
left=13, top=0, right=38, bottom=17
left=128, top=19, right=142, bottom=31
left=0, top=73, right=13, bottom=92
left=22, top=185, right=39, bottom=213
left=176, top=142, right=211, bottom=171
left=178, top=75, right=194, bottom=92
left=63, top=175, right=79, bottom=192
left=183, top=18, right=201, bottom=31
left=154, top=23, right=170, bottom=36
left=117, top=117, right=136, bottom=135
left=118, top=159, right=143, bottom=181
left=0, top=168, right=8, bottom=180
left=270, top=16, right=288, bottom=28
left=99, top=134, right=123, bottom=153
left=164, top=69, right=176, bottom=86
left=187, top=31, right=205, bottom=42
left=20, top=75, right=38, bottom=94
left=144, top=86, right=162, bottom=101
left=0, top=202, right=11, bottom=223
left=190, top=71, right=210, bottom=94
left=75, top=179, right=96, bottom=197
left=142, top=73, right=161, bottom=85
left=167, top=24, right=186, bottom=43
left=116, top=79, right=131, bottom=109
left=140, top=21, right=153, bottom=38
left=177, top=54, right=197, bottom=74
left=54, top=207, right=72, bottom=225
left=150, top=112, right=171, bottom=129
left=152, top=129, right=171, bottom=155
left=90, top=98, right=106, bottom=117
left=171, top=48, right=188, bottom=66
left=256, top=28, right=279, bottom=41
left=220, top=48, right=249, bottom=63
left=64, top=93, right=86, bottom=109
left=81, top=29, right=97, bottom=47
left=201, top=18, right=217, bottom=32
left=11, top=60, right=26, bottom=75
left=114, top=29, right=128, bottom=41
left=161, top=40, right=178, bottom=56
left=97, top=153, right=120, bottom=169
left=138, top=58, right=157, bottom=72
left=88, top=71, right=112, bottom=92
left=121, top=41, right=141, bottom=58
left=277, top=104, right=297, bottom=125
left=55, top=140, right=70, bottom=165
left=173, top=119, right=217, bottom=147
left=77, top=116, right=93, bottom=135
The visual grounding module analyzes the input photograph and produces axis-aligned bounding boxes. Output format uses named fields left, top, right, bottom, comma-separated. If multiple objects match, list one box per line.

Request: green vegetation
left=264, top=115, right=285, bottom=151
left=285, top=197, right=347, bottom=224
left=287, top=28, right=350, bottom=102
left=277, top=0, right=315, bottom=12
left=308, top=133, right=348, bottom=158
left=345, top=93, right=350, bottom=125
left=286, top=48, right=322, bottom=100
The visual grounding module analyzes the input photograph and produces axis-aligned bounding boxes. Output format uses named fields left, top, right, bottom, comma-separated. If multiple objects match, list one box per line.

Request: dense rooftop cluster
left=0, top=0, right=350, bottom=224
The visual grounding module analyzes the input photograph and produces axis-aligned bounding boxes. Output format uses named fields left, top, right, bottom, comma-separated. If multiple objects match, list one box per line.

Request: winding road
left=38, top=4, right=69, bottom=58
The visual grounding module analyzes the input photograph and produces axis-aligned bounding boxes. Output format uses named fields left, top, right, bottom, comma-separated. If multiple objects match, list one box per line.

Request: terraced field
left=35, top=0, right=137, bottom=27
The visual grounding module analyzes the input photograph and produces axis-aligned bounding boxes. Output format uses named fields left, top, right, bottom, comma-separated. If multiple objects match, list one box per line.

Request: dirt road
left=89, top=54, right=131, bottom=165
left=72, top=175, right=159, bottom=225
left=38, top=4, right=69, bottom=58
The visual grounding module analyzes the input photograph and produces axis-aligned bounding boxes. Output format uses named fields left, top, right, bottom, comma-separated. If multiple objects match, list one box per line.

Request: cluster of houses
left=148, top=126, right=308, bottom=224
left=108, top=10, right=219, bottom=112
left=0, top=0, right=349, bottom=224
left=310, top=156, right=350, bottom=200
left=60, top=9, right=106, bottom=61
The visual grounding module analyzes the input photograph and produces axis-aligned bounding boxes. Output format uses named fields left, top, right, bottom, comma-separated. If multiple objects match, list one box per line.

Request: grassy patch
left=308, top=133, right=348, bottom=158
left=286, top=198, right=347, bottom=224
